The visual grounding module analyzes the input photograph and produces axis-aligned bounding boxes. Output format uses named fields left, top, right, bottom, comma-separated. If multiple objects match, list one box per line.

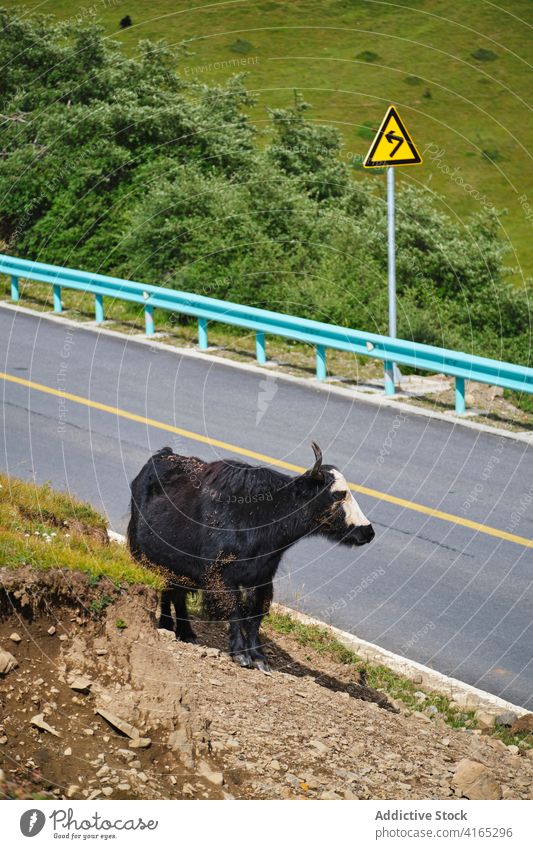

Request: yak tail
left=126, top=496, right=141, bottom=559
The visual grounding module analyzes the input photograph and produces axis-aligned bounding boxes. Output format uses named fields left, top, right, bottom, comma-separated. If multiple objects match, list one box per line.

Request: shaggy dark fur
left=127, top=444, right=374, bottom=671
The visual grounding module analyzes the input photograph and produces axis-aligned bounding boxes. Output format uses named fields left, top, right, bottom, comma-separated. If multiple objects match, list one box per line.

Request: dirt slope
left=1, top=568, right=532, bottom=801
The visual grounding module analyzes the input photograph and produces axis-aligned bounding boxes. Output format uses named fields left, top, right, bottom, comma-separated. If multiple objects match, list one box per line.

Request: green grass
left=0, top=473, right=165, bottom=589
left=2, top=0, right=531, bottom=277
left=266, top=610, right=532, bottom=749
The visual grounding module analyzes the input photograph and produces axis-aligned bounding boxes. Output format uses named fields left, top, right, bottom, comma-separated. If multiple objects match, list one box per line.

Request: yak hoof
left=252, top=658, right=271, bottom=674
left=232, top=652, right=253, bottom=668
left=178, top=634, right=199, bottom=645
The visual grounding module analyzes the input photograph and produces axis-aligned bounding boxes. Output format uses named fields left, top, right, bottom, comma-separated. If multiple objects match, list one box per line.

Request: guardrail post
left=256, top=331, right=266, bottom=365
left=95, top=294, right=104, bottom=324
left=53, top=285, right=62, bottom=313
left=198, top=317, right=208, bottom=350
left=144, top=304, right=154, bottom=336
left=316, top=345, right=327, bottom=380
left=384, top=361, right=395, bottom=396
left=10, top=275, right=19, bottom=302
left=455, top=377, right=466, bottom=415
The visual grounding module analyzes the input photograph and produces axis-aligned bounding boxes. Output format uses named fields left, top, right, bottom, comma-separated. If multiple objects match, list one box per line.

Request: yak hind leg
left=158, top=588, right=175, bottom=632
left=172, top=587, right=198, bottom=644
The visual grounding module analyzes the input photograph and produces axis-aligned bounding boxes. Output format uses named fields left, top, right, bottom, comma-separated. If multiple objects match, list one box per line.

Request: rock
left=157, top=629, right=175, bottom=642
left=350, top=743, right=365, bottom=758
left=476, top=711, right=495, bottom=730
left=83, top=728, right=94, bottom=736
left=117, top=748, right=136, bottom=763
left=67, top=785, right=81, bottom=798
left=309, top=739, right=329, bottom=754
left=64, top=747, right=72, bottom=756
left=320, top=790, right=341, bottom=800
left=96, top=765, right=110, bottom=778
left=524, top=750, right=533, bottom=761
left=413, top=711, right=431, bottom=723
left=59, top=634, right=68, bottom=642
left=198, top=760, right=224, bottom=786
left=95, top=708, right=140, bottom=740
left=414, top=691, right=427, bottom=702
left=47, top=626, right=56, bottom=636
left=205, top=647, right=221, bottom=658
left=0, top=736, right=7, bottom=745
left=102, top=787, right=113, bottom=797
left=269, top=760, right=281, bottom=772
left=70, top=676, right=92, bottom=693
left=343, top=789, right=358, bottom=800
left=485, top=737, right=508, bottom=752
left=95, top=649, right=108, bottom=656
left=117, top=783, right=131, bottom=791
left=0, top=650, right=18, bottom=675
left=426, top=705, right=439, bottom=716
left=9, top=632, right=21, bottom=643
left=129, top=737, right=151, bottom=749
left=31, top=713, right=61, bottom=737
left=495, top=711, right=518, bottom=727
left=507, top=745, right=520, bottom=755
left=451, top=759, right=501, bottom=800
left=510, top=714, right=533, bottom=734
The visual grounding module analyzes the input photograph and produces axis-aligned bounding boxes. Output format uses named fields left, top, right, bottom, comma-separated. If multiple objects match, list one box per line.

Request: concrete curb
left=270, top=603, right=528, bottom=718
left=2, top=301, right=532, bottom=446
left=107, top=530, right=527, bottom=718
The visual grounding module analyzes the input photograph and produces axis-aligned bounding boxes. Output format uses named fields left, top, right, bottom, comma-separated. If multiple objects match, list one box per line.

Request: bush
left=0, top=10, right=530, bottom=367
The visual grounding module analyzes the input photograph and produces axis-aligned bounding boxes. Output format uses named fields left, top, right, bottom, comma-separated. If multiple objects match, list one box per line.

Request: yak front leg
left=242, top=582, right=273, bottom=672
left=204, top=579, right=252, bottom=668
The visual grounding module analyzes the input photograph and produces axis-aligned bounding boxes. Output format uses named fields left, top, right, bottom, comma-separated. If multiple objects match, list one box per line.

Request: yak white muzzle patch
left=330, top=469, right=371, bottom=527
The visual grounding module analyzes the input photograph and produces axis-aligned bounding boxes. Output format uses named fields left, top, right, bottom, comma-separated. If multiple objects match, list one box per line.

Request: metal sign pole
left=384, top=165, right=396, bottom=395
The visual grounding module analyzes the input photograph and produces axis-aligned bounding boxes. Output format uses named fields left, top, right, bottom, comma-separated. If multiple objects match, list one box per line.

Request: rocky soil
left=1, top=567, right=532, bottom=801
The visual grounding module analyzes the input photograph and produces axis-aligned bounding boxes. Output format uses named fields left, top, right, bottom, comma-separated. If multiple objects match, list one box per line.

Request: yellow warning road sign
left=363, top=106, right=422, bottom=168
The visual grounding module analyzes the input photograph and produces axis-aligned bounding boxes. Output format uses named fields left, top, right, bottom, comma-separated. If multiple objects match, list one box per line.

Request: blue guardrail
left=1, top=252, right=532, bottom=415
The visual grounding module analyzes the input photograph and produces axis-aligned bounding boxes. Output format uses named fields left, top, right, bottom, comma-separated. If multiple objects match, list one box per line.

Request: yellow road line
left=2, top=370, right=532, bottom=550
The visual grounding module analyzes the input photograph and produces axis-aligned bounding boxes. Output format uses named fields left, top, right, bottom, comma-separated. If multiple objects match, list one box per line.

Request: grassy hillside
left=0, top=473, right=164, bottom=588
left=3, top=0, right=532, bottom=277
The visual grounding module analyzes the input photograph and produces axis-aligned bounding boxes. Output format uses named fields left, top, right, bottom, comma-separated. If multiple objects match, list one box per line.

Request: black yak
left=127, top=443, right=374, bottom=671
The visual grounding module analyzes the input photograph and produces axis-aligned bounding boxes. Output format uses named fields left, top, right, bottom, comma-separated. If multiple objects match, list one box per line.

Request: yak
left=127, top=443, right=374, bottom=672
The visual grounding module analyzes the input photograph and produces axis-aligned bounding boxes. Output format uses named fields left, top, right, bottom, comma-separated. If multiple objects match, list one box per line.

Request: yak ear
left=308, top=441, right=324, bottom=480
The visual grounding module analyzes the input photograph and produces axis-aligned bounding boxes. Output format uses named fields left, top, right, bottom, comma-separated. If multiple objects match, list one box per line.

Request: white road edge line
left=107, top=530, right=528, bottom=717
left=2, top=301, right=532, bottom=446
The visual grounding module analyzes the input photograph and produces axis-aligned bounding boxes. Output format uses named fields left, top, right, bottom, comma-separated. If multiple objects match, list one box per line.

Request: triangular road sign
left=363, top=106, right=422, bottom=167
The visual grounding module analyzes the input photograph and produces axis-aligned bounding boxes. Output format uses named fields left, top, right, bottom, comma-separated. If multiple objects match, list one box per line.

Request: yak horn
left=309, top=442, right=323, bottom=479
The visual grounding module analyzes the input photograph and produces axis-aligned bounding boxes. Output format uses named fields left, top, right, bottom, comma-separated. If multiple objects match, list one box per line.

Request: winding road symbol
left=363, top=106, right=422, bottom=167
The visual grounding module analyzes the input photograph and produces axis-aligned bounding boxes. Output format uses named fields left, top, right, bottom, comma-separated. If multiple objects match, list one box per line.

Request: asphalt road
left=1, top=306, right=532, bottom=708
